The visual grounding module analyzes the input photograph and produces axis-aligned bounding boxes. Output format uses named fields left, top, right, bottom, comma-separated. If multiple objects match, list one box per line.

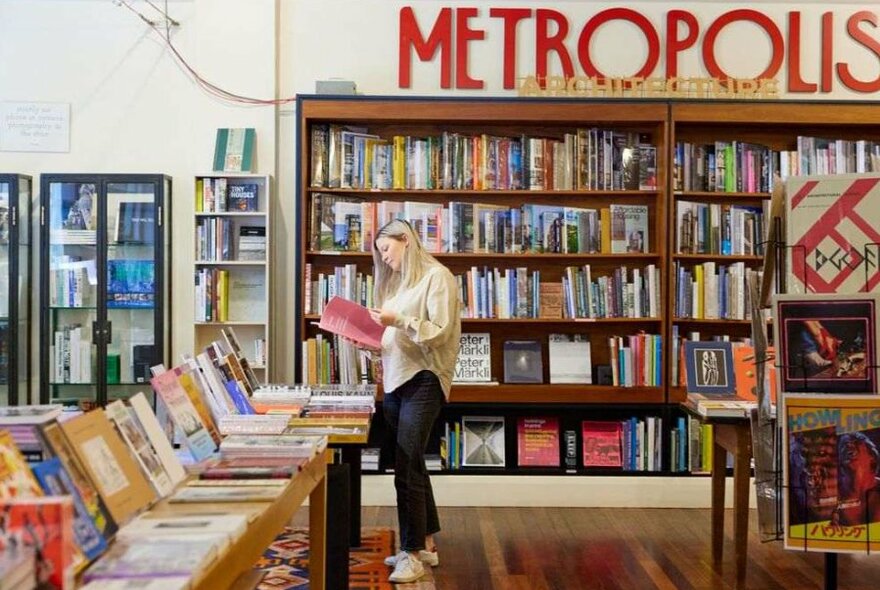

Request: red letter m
left=399, top=7, right=453, bottom=88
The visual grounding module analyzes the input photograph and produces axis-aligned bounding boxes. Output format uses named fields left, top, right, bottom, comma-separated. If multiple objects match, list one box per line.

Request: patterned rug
left=254, top=527, right=395, bottom=590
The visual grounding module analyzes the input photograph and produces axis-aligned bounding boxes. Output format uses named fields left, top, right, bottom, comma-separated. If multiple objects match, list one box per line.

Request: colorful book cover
left=733, top=345, right=778, bottom=405
left=0, top=496, right=76, bottom=589
left=786, top=173, right=880, bottom=295
left=461, top=416, right=505, bottom=467
left=150, top=368, right=217, bottom=462
left=38, top=423, right=119, bottom=542
left=0, top=429, right=43, bottom=498
left=784, top=394, right=880, bottom=553
left=32, top=457, right=108, bottom=562
left=103, top=401, right=173, bottom=498
left=318, top=296, right=385, bottom=350
left=213, top=127, right=255, bottom=173
left=774, top=293, right=880, bottom=395
left=516, top=417, right=560, bottom=467
left=582, top=421, right=623, bottom=468
left=226, top=183, right=259, bottom=212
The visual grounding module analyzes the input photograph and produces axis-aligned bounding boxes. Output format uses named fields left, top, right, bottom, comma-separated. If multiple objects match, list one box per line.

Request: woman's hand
left=369, top=308, right=397, bottom=327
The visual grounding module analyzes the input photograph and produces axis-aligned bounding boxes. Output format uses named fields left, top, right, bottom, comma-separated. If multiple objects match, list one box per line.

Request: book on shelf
left=317, top=296, right=385, bottom=350
left=106, top=259, right=154, bottom=308
left=609, top=203, right=649, bottom=253
left=117, top=512, right=248, bottom=542
left=548, top=334, right=592, bottom=384
left=503, top=340, right=543, bottom=384
left=226, top=183, right=259, bottom=212
left=213, top=127, right=256, bottom=173
left=80, top=578, right=190, bottom=590
left=227, top=268, right=267, bottom=321
left=453, top=333, right=494, bottom=384
left=58, top=410, right=157, bottom=526
left=113, top=201, right=155, bottom=244
left=461, top=416, right=505, bottom=468
left=581, top=421, right=623, bottom=468
left=516, top=416, right=560, bottom=468
left=237, top=225, right=266, bottom=261
left=0, top=496, right=76, bottom=589
left=685, top=393, right=755, bottom=419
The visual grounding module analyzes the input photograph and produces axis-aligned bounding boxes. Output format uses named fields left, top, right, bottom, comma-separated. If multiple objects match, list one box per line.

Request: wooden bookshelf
left=193, top=174, right=272, bottom=380
left=296, top=97, right=670, bottom=403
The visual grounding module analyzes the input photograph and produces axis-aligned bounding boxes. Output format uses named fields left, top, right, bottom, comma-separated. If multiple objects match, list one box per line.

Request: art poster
left=784, top=394, right=880, bottom=553
left=774, top=294, right=880, bottom=395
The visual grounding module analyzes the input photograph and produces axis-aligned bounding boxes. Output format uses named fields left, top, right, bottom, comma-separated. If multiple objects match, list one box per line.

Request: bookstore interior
left=4, top=1, right=880, bottom=589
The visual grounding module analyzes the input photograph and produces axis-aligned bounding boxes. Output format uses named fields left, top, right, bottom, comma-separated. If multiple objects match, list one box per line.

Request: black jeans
left=383, top=370, right=443, bottom=552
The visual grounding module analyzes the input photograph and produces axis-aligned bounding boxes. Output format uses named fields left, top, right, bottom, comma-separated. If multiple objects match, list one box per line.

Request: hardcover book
left=38, top=422, right=119, bottom=542
left=548, top=334, right=592, bottom=384
left=516, top=417, right=560, bottom=467
left=106, top=260, right=154, bottom=308
left=774, top=293, right=880, bottom=394
left=609, top=203, right=649, bottom=253
left=0, top=429, right=44, bottom=498
left=32, top=457, right=108, bottom=562
left=0, top=496, right=76, bottom=589
left=454, top=333, right=493, bottom=383
left=683, top=340, right=736, bottom=396
left=59, top=410, right=157, bottom=525
left=786, top=173, right=880, bottom=295
left=113, top=201, right=155, bottom=244
left=103, top=401, right=173, bottom=498
left=213, top=127, right=256, bottom=173
left=503, top=340, right=543, bottom=384
left=126, top=393, right=186, bottom=487
left=582, top=421, right=623, bottom=468
left=150, top=368, right=218, bottom=462
left=461, top=416, right=505, bottom=468
left=168, top=485, right=284, bottom=503
left=83, top=537, right=218, bottom=582
left=318, top=296, right=385, bottom=350
left=226, top=183, right=259, bottom=212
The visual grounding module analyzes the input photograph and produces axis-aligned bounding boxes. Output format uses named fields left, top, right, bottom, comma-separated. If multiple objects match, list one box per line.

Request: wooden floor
left=296, top=507, right=880, bottom=589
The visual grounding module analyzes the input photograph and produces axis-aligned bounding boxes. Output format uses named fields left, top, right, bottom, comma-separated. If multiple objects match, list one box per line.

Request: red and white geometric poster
left=786, top=174, right=880, bottom=294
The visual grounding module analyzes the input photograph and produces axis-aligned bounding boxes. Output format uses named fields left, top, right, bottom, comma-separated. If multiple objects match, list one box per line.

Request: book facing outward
left=0, top=429, right=43, bottom=498
left=517, top=417, right=560, bottom=468
left=117, top=512, right=248, bottom=543
left=83, top=536, right=218, bottom=582
left=150, top=368, right=217, bottom=462
left=318, top=296, right=385, bottom=350
left=454, top=333, right=495, bottom=384
left=213, top=127, right=256, bottom=173
left=58, top=409, right=157, bottom=525
left=169, top=485, right=284, bottom=503
left=103, top=400, right=174, bottom=498
left=127, top=392, right=187, bottom=487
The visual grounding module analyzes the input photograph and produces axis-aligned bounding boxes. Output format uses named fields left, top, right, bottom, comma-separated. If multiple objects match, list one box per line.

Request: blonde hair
left=372, top=219, right=441, bottom=306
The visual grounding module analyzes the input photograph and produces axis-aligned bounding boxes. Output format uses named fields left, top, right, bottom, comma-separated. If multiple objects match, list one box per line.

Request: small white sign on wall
left=0, top=101, right=70, bottom=153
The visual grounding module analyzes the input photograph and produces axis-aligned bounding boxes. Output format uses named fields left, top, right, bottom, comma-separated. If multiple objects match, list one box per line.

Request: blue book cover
left=33, top=457, right=109, bottom=561
left=683, top=340, right=736, bottom=396
left=224, top=380, right=255, bottom=415
left=107, top=259, right=155, bottom=308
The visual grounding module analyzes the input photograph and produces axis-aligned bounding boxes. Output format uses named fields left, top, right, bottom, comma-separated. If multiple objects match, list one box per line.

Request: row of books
left=669, top=416, right=714, bottom=473
left=439, top=415, right=666, bottom=472
left=310, top=194, right=651, bottom=255
left=675, top=200, right=767, bottom=256
left=310, top=126, right=658, bottom=192
left=48, top=255, right=92, bottom=308
left=673, top=262, right=763, bottom=320
left=195, top=217, right=266, bottom=262
left=195, top=177, right=260, bottom=213
left=194, top=267, right=266, bottom=323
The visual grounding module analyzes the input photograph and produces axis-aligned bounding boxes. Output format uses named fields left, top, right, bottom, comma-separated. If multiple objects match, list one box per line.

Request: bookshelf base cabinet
left=297, top=96, right=880, bottom=477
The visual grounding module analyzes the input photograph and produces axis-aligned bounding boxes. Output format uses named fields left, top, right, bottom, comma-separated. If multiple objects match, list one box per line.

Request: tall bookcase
left=39, top=173, right=171, bottom=407
left=666, top=102, right=880, bottom=403
left=0, top=174, right=32, bottom=406
left=193, top=173, right=272, bottom=381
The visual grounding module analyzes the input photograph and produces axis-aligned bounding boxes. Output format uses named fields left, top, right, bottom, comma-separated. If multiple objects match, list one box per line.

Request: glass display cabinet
left=39, top=174, right=171, bottom=407
left=0, top=174, right=32, bottom=406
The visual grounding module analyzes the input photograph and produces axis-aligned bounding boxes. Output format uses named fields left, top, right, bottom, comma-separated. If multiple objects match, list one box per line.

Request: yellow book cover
left=600, top=207, right=611, bottom=253
left=0, top=430, right=43, bottom=498
left=694, top=264, right=704, bottom=318
left=195, top=178, right=204, bottom=213
left=392, top=135, right=406, bottom=190
left=176, top=368, right=222, bottom=445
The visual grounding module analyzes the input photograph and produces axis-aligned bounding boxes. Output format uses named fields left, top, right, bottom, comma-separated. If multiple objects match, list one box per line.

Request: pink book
left=317, top=296, right=385, bottom=349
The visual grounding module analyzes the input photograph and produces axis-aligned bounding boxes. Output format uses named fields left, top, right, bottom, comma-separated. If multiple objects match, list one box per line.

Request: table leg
left=310, top=466, right=327, bottom=590
left=341, top=446, right=362, bottom=547
left=712, top=429, right=727, bottom=563
left=733, top=426, right=751, bottom=580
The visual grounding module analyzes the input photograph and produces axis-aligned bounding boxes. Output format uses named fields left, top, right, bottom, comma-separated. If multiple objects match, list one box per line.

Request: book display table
left=150, top=448, right=329, bottom=590
left=682, top=406, right=753, bottom=581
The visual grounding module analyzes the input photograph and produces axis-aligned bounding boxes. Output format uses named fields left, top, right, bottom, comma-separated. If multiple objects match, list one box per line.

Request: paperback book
left=461, top=416, right=505, bottom=467
left=454, top=333, right=493, bottom=383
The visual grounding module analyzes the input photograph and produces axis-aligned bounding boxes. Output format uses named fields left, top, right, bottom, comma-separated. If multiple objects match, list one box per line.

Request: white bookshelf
left=193, top=173, right=272, bottom=381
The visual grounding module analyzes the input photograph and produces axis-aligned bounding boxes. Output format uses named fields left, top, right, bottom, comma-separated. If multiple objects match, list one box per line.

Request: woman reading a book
left=362, top=219, right=461, bottom=583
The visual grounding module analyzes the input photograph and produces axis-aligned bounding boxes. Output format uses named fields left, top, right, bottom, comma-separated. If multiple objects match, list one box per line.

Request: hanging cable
left=115, top=0, right=297, bottom=106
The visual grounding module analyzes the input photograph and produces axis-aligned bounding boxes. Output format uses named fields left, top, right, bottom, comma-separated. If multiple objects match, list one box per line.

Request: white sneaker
left=388, top=552, right=426, bottom=583
left=384, top=549, right=440, bottom=567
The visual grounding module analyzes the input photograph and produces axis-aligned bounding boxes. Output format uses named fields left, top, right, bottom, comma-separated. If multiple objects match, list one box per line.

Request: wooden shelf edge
left=447, top=385, right=665, bottom=404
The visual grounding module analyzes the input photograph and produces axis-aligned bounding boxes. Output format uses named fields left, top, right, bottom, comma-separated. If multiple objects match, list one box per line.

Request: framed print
left=774, top=293, right=880, bottom=394
left=783, top=394, right=880, bottom=553
left=461, top=416, right=505, bottom=467
left=683, top=340, right=736, bottom=396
